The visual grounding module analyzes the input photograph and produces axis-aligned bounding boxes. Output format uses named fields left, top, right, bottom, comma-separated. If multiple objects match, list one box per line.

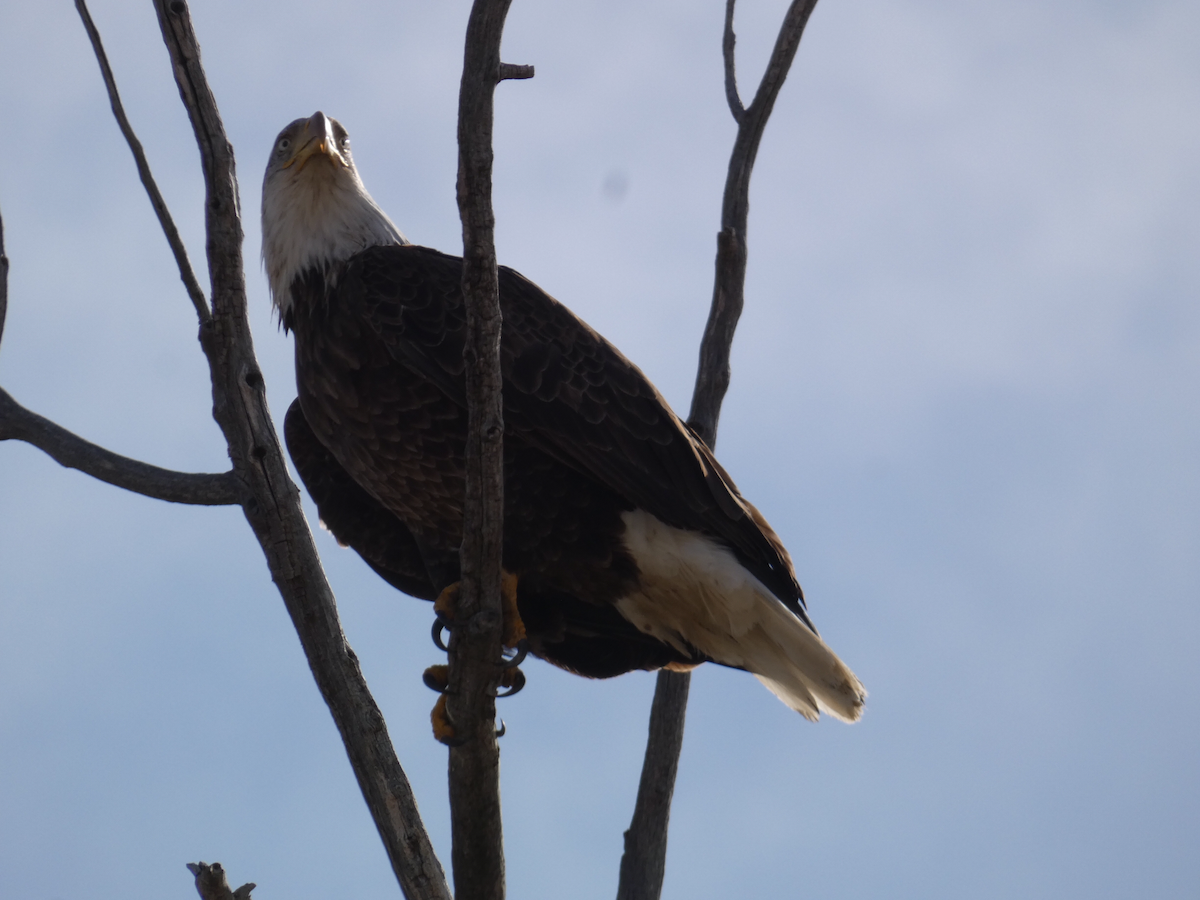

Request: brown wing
left=337, top=244, right=810, bottom=622
left=283, top=398, right=438, bottom=600
left=284, top=398, right=706, bottom=677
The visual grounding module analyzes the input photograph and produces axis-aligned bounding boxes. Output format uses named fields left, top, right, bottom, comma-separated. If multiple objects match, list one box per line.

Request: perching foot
left=423, top=664, right=449, bottom=693
left=497, top=665, right=526, bottom=698
left=430, top=694, right=464, bottom=746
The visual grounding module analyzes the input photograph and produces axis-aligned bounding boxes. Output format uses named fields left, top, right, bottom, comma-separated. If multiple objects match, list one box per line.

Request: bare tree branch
left=450, top=3, right=531, bottom=898
left=0, top=209, right=234, bottom=505
left=691, top=0, right=819, bottom=445
left=187, top=862, right=255, bottom=900
left=74, top=0, right=211, bottom=325
left=0, top=205, right=9, bottom=352
left=616, top=669, right=690, bottom=900
left=722, top=0, right=745, bottom=124
left=618, top=3, right=822, bottom=898
left=137, top=4, right=451, bottom=897
left=0, top=387, right=239, bottom=505
left=5, top=6, right=453, bottom=891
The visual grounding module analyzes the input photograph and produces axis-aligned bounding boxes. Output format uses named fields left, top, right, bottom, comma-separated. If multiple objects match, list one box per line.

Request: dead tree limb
left=0, top=3, right=450, bottom=896
left=691, top=0, right=820, bottom=445
left=147, top=4, right=450, bottom=897
left=450, top=2, right=530, bottom=898
left=75, top=0, right=210, bottom=324
left=0, top=200, right=233, bottom=506
left=616, top=668, right=690, bottom=900
left=617, top=2, right=821, bottom=898
left=0, top=207, right=8, bottom=352
left=186, top=862, right=255, bottom=900
left=0, top=386, right=239, bottom=505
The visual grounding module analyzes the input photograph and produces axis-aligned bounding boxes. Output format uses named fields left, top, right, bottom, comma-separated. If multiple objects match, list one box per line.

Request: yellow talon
left=498, top=666, right=525, bottom=695
left=431, top=694, right=458, bottom=745
left=423, top=664, right=449, bottom=693
left=432, top=573, right=524, bottom=649
left=434, top=582, right=460, bottom=623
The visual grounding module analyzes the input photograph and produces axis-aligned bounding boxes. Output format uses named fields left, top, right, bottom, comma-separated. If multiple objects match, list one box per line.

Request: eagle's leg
left=427, top=572, right=528, bottom=743
left=423, top=664, right=449, bottom=692
left=425, top=664, right=522, bottom=744
left=430, top=694, right=463, bottom=746
left=498, top=571, right=526, bottom=651
left=433, top=581, right=459, bottom=626
left=429, top=572, right=527, bottom=655
left=424, top=663, right=521, bottom=694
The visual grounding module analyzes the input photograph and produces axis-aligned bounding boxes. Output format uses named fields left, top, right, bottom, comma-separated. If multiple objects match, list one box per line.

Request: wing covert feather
left=283, top=399, right=438, bottom=601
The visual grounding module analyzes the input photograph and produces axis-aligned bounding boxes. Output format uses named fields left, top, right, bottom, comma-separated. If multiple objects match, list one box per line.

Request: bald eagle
left=262, top=111, right=865, bottom=722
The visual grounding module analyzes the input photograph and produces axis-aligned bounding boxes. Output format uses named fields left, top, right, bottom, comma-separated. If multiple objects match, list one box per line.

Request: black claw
left=431, top=617, right=450, bottom=652
left=497, top=667, right=526, bottom=698
left=501, top=638, right=528, bottom=668
left=495, top=719, right=507, bottom=738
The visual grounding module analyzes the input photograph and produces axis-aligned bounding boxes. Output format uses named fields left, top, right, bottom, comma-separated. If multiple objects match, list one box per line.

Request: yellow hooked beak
left=282, top=111, right=347, bottom=171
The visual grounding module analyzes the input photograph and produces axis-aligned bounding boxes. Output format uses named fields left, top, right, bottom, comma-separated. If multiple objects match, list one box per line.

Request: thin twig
left=0, top=387, right=239, bottom=505
left=722, top=0, right=745, bottom=124
left=1, top=206, right=231, bottom=506
left=0, top=205, right=8, bottom=353
left=75, top=0, right=211, bottom=325
left=187, top=862, right=255, bottom=900
left=691, top=0, right=819, bottom=445
left=451, top=2, right=525, bottom=898
left=145, top=3, right=450, bottom=897
left=618, top=3, right=822, bottom=898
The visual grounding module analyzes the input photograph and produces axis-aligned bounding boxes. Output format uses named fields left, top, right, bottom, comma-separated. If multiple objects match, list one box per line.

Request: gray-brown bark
left=690, top=0, right=819, bottom=445
left=0, top=386, right=239, bottom=505
left=616, top=669, right=691, bottom=900
left=617, top=2, right=822, bottom=898
left=0, top=194, right=232, bottom=507
left=5, top=2, right=819, bottom=895
left=0, top=208, right=8, bottom=352
left=75, top=0, right=210, bottom=325
left=186, top=862, right=255, bottom=900
left=0, top=3, right=458, bottom=897
left=0, top=61, right=229, bottom=510
left=149, top=5, right=450, bottom=897
left=449, top=2, right=526, bottom=898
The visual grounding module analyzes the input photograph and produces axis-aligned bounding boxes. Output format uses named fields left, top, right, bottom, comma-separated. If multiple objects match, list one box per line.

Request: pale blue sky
left=1, top=1, right=1198, bottom=898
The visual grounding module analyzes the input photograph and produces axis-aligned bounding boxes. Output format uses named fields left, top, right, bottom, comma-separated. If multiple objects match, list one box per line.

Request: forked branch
left=722, top=0, right=745, bottom=123
left=0, top=3, right=450, bottom=897
left=618, top=2, right=822, bottom=898
left=147, top=3, right=450, bottom=897
left=692, top=0, right=820, bottom=445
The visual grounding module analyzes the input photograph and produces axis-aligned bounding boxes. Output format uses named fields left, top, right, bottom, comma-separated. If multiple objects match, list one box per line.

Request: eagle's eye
left=278, top=138, right=291, bottom=152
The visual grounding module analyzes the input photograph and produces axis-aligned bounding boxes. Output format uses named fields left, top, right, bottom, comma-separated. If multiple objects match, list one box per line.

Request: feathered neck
left=261, top=155, right=406, bottom=317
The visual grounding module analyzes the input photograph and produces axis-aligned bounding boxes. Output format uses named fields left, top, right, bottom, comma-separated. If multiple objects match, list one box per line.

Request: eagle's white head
left=261, top=111, right=406, bottom=317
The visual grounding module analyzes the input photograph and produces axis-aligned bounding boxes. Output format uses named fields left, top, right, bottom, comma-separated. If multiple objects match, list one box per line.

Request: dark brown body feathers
left=285, top=244, right=809, bottom=678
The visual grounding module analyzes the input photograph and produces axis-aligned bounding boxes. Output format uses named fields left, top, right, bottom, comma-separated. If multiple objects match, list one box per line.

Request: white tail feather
left=617, top=509, right=867, bottom=721
left=749, top=598, right=866, bottom=722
